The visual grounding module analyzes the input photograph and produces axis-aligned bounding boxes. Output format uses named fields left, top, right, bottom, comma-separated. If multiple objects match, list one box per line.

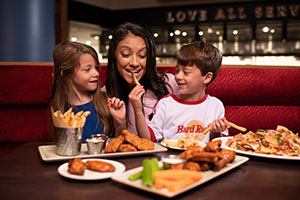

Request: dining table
left=0, top=141, right=299, bottom=200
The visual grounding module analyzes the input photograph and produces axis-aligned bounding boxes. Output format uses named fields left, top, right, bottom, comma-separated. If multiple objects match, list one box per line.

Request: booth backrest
left=0, top=62, right=299, bottom=144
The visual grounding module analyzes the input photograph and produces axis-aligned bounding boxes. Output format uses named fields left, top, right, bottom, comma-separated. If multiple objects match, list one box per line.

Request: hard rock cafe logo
left=176, top=120, right=209, bottom=140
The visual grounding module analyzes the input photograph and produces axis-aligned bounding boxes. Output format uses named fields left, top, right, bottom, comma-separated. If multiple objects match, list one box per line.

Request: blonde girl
left=50, top=41, right=125, bottom=141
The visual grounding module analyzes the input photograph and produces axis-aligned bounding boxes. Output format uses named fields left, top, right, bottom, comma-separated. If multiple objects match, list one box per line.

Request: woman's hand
left=128, top=85, right=145, bottom=113
left=107, top=97, right=126, bottom=125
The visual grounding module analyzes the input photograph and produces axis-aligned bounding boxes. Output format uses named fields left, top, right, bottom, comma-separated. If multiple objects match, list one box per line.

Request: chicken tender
left=104, top=135, right=125, bottom=153
left=135, top=138, right=154, bottom=151
left=68, top=158, right=85, bottom=175
left=118, top=144, right=137, bottom=152
left=122, top=129, right=154, bottom=151
left=122, top=129, right=140, bottom=144
left=85, top=160, right=115, bottom=172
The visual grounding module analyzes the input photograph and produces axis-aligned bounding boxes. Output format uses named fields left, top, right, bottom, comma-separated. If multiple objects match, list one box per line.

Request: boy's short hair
left=177, top=41, right=222, bottom=85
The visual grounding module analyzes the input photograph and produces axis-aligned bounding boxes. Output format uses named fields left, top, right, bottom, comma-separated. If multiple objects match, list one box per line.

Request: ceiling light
left=71, top=37, right=77, bottom=42
left=262, top=26, right=270, bottom=33
left=174, top=30, right=181, bottom=35
left=233, top=30, right=238, bottom=35
left=154, top=33, right=159, bottom=38
left=182, top=32, right=187, bottom=37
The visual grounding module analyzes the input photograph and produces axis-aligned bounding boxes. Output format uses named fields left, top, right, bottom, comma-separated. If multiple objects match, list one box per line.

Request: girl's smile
left=72, top=53, right=99, bottom=104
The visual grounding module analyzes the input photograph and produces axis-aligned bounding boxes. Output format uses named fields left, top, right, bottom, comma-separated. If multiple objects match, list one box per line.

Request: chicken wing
left=183, top=161, right=201, bottom=171
left=68, top=158, right=85, bottom=175
left=204, top=140, right=222, bottom=152
left=179, top=145, right=205, bottom=160
left=85, top=160, right=115, bottom=172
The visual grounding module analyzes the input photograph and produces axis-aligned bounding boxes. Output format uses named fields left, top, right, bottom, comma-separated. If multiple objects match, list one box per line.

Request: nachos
left=226, top=125, right=300, bottom=156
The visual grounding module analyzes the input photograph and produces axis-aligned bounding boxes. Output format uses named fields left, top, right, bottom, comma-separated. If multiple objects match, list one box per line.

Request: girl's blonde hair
left=50, top=41, right=114, bottom=136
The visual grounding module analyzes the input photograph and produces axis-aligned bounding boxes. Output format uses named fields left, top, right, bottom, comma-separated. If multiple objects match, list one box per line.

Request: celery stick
left=151, top=158, right=159, bottom=172
left=142, top=159, right=153, bottom=187
left=128, top=170, right=142, bottom=181
left=151, top=158, right=160, bottom=183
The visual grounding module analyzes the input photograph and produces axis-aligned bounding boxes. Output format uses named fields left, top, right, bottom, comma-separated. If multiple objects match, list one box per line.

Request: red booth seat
left=0, top=62, right=299, bottom=157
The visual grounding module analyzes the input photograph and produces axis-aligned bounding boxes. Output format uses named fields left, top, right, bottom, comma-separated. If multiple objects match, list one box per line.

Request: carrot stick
left=154, top=169, right=203, bottom=181
left=155, top=177, right=198, bottom=192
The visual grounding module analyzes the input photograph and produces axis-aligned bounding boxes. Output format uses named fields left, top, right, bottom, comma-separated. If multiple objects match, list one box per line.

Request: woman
left=103, top=22, right=178, bottom=136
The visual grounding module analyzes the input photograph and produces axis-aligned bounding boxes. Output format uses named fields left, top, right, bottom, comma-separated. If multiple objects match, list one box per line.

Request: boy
left=130, top=41, right=230, bottom=143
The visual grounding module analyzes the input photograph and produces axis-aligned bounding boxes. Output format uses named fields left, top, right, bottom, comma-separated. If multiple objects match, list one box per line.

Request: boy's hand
left=128, top=85, right=145, bottom=112
left=210, top=117, right=230, bottom=134
left=107, top=97, right=126, bottom=124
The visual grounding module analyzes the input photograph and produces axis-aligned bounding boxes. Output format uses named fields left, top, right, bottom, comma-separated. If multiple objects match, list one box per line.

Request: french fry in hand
left=201, top=121, right=246, bottom=135
left=131, top=72, right=140, bottom=85
left=51, top=107, right=91, bottom=128
left=228, top=122, right=247, bottom=132
left=202, top=126, right=212, bottom=135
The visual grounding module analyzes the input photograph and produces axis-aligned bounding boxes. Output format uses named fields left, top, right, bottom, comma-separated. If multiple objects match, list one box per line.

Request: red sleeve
left=148, top=126, right=157, bottom=142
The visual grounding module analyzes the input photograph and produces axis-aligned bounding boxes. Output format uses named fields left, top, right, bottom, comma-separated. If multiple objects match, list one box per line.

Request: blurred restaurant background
left=1, top=0, right=300, bottom=66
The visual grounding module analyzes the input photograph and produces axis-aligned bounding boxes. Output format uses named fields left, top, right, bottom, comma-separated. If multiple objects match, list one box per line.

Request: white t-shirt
left=148, top=94, right=229, bottom=143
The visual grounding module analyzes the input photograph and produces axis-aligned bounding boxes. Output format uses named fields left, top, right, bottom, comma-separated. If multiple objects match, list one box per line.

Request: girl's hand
left=210, top=117, right=230, bottom=134
left=107, top=97, right=126, bottom=124
left=128, top=85, right=145, bottom=112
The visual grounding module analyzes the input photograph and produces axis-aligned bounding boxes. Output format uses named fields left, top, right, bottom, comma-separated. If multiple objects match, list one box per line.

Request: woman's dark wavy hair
left=106, top=22, right=171, bottom=108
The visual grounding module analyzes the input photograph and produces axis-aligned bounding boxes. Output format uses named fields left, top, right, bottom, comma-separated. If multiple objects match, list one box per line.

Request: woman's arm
left=134, top=106, right=151, bottom=140
left=128, top=85, right=151, bottom=140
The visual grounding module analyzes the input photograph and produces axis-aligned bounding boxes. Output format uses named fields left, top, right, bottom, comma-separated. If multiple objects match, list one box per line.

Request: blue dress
left=74, top=101, right=104, bottom=142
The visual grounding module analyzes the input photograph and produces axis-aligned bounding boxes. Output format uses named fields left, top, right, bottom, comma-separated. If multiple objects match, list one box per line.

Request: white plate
left=111, top=155, right=249, bottom=198
left=57, top=158, right=126, bottom=180
left=39, top=143, right=167, bottom=162
left=213, top=137, right=300, bottom=160
left=160, top=139, right=206, bottom=150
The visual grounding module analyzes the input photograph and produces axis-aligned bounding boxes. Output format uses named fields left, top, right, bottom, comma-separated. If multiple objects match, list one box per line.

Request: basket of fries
left=51, top=108, right=91, bottom=156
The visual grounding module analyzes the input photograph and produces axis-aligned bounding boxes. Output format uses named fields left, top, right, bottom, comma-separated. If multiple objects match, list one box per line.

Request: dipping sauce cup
left=162, top=155, right=186, bottom=170
left=86, top=135, right=108, bottom=154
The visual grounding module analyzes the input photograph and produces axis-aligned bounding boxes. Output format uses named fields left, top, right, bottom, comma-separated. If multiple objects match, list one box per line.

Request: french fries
left=51, top=107, right=91, bottom=128
left=131, top=72, right=140, bottom=85
left=162, top=136, right=203, bottom=149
